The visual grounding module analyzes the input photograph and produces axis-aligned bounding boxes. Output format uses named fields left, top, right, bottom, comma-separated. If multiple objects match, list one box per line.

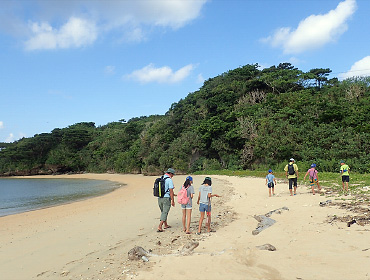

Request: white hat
left=290, top=158, right=295, bottom=162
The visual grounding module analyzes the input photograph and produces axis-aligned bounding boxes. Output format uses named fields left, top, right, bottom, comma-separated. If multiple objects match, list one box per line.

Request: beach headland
left=1, top=173, right=369, bottom=280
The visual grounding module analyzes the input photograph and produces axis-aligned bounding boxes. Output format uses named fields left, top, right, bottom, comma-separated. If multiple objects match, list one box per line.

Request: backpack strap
left=163, top=176, right=170, bottom=194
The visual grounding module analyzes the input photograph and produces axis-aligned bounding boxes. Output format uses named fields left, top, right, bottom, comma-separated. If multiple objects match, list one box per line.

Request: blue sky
left=1, top=0, right=369, bottom=143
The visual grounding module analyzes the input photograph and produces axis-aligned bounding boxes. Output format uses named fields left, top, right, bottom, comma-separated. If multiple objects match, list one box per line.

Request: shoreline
left=0, top=177, right=124, bottom=218
left=1, top=173, right=369, bottom=279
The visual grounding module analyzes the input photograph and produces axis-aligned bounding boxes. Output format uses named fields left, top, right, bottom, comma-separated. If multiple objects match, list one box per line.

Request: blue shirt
left=163, top=173, right=174, bottom=198
left=266, top=174, right=275, bottom=183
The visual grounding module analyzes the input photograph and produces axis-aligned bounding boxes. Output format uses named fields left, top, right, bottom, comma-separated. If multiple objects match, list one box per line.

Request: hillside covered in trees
left=1, top=63, right=370, bottom=176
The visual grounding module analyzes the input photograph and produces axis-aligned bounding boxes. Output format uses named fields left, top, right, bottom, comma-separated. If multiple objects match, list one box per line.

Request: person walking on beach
left=265, top=169, right=277, bottom=197
left=179, top=176, right=195, bottom=234
left=284, top=158, right=299, bottom=196
left=340, top=160, right=350, bottom=195
left=196, top=177, right=220, bottom=234
left=304, top=163, right=321, bottom=195
left=157, top=168, right=175, bottom=232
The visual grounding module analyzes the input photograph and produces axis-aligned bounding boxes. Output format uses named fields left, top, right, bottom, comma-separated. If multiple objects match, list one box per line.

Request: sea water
left=0, top=178, right=120, bottom=217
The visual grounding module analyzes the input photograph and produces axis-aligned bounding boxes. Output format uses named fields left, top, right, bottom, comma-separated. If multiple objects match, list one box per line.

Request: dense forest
left=1, top=63, right=370, bottom=176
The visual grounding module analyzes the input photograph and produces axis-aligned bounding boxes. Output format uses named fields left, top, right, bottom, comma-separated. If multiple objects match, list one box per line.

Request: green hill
left=1, top=63, right=370, bottom=176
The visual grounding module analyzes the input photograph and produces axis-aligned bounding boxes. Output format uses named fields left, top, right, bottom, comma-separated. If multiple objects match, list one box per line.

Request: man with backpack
left=284, top=158, right=299, bottom=196
left=157, top=168, right=176, bottom=232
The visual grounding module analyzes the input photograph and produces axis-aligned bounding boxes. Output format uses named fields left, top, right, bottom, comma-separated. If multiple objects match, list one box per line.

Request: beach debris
left=179, top=241, right=199, bottom=256
left=347, top=219, right=357, bottom=227
left=327, top=214, right=370, bottom=227
left=256, top=243, right=276, bottom=251
left=324, top=200, right=370, bottom=227
left=265, top=207, right=289, bottom=217
left=128, top=241, right=200, bottom=262
left=128, top=246, right=151, bottom=261
left=252, top=207, right=289, bottom=235
left=252, top=215, right=276, bottom=235
left=60, top=270, right=70, bottom=277
left=319, top=200, right=332, bottom=207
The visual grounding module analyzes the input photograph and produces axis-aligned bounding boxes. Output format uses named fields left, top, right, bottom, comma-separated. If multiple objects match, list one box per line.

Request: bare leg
left=206, top=214, right=211, bottom=232
left=186, top=209, right=192, bottom=233
left=158, top=220, right=164, bottom=231
left=182, top=209, right=186, bottom=232
left=269, top=188, right=271, bottom=197
left=198, top=212, right=205, bottom=233
left=272, top=187, right=275, bottom=196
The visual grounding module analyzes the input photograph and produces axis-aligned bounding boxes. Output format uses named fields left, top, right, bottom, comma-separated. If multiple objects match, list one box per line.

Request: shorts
left=199, top=203, right=211, bottom=213
left=309, top=178, right=318, bottom=186
left=288, top=178, right=297, bottom=189
left=267, top=182, right=274, bottom=188
left=158, top=197, right=171, bottom=221
left=342, top=175, right=350, bottom=182
left=181, top=203, right=192, bottom=210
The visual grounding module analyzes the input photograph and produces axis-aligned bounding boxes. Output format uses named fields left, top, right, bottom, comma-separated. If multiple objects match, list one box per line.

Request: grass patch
left=194, top=169, right=370, bottom=197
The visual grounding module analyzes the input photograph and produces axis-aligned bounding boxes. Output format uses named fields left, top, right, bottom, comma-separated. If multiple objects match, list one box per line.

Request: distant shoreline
left=0, top=176, right=123, bottom=218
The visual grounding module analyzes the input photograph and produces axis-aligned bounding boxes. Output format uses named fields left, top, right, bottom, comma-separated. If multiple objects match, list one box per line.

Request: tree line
left=1, top=63, right=370, bottom=176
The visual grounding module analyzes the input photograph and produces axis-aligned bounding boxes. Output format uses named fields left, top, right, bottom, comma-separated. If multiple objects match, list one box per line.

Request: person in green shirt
left=340, top=160, right=350, bottom=195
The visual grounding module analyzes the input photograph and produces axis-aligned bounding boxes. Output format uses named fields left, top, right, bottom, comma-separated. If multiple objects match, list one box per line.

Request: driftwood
left=252, top=207, right=289, bottom=235
left=256, top=243, right=276, bottom=251
left=128, top=241, right=199, bottom=261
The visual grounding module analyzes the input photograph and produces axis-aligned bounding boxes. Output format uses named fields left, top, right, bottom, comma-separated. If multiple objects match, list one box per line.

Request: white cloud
left=197, top=73, right=205, bottom=84
left=4, top=132, right=27, bottom=143
left=0, top=121, right=4, bottom=129
left=122, top=27, right=146, bottom=43
left=262, top=0, right=357, bottom=54
left=339, top=56, right=370, bottom=79
left=5, top=133, right=15, bottom=143
left=136, top=0, right=207, bottom=28
left=288, top=57, right=303, bottom=66
left=25, top=17, right=97, bottom=50
left=1, top=0, right=207, bottom=50
left=126, top=63, right=194, bottom=84
left=104, top=65, right=116, bottom=75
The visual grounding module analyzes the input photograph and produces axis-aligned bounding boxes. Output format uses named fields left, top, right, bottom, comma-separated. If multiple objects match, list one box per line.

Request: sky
left=1, top=0, right=370, bottom=143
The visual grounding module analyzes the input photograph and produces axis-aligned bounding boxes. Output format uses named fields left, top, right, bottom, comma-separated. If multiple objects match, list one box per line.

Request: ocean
left=0, top=178, right=120, bottom=217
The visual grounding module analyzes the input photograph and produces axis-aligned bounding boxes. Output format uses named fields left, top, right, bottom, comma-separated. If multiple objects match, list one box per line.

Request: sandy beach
left=1, top=173, right=369, bottom=280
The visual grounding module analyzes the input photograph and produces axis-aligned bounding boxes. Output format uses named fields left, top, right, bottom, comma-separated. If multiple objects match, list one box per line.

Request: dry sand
left=1, top=173, right=369, bottom=280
